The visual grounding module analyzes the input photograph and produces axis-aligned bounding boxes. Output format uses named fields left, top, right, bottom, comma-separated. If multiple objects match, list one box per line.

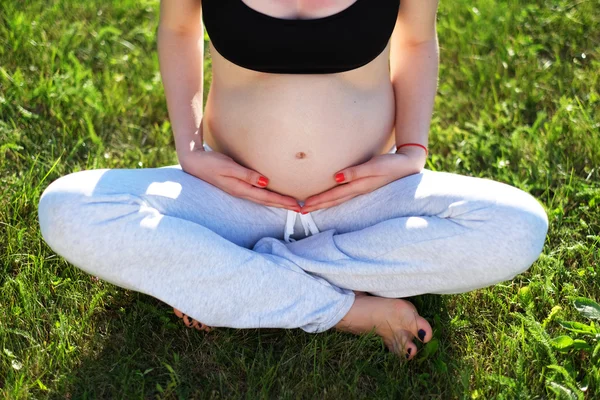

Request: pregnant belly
left=202, top=81, right=397, bottom=202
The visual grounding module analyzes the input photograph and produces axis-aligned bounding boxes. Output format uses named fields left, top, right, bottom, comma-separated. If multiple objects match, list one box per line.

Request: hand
left=177, top=148, right=302, bottom=212
left=300, top=146, right=427, bottom=213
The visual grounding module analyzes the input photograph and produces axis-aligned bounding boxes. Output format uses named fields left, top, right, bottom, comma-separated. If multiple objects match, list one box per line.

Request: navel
left=295, top=151, right=307, bottom=159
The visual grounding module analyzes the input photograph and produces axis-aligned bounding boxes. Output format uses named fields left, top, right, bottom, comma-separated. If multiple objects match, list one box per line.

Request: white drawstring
left=202, top=142, right=322, bottom=242
left=284, top=209, right=297, bottom=243
left=299, top=212, right=320, bottom=236
left=284, top=201, right=320, bottom=243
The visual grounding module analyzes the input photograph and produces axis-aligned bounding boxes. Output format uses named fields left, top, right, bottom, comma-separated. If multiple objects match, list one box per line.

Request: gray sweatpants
left=37, top=144, right=548, bottom=333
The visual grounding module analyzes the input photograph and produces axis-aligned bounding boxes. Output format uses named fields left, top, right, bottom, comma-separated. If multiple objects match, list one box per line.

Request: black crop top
left=201, top=0, right=401, bottom=74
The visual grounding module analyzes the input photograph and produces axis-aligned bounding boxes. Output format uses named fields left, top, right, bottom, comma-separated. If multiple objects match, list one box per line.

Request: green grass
left=1, top=0, right=599, bottom=398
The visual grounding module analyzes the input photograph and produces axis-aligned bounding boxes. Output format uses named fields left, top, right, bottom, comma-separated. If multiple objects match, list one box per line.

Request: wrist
left=395, top=144, right=427, bottom=170
left=396, top=143, right=428, bottom=156
left=175, top=132, right=204, bottom=156
left=396, top=143, right=427, bottom=158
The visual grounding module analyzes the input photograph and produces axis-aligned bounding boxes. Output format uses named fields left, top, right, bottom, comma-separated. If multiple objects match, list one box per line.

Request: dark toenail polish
left=418, top=329, right=426, bottom=341
left=407, top=348, right=412, bottom=355
left=405, top=352, right=410, bottom=359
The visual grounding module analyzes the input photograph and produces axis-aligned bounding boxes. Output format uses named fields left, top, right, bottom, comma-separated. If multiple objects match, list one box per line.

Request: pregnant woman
left=38, top=0, right=549, bottom=360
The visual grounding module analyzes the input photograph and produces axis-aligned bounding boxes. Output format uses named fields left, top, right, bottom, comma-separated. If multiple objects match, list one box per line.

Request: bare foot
left=334, top=295, right=432, bottom=360
left=173, top=308, right=213, bottom=332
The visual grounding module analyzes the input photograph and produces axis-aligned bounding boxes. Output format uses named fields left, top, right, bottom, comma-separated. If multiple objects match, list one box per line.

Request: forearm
left=157, top=25, right=204, bottom=155
left=390, top=37, right=439, bottom=152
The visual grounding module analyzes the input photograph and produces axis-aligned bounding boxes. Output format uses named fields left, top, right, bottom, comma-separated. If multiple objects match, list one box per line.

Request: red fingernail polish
left=301, top=211, right=308, bottom=215
left=335, top=173, right=345, bottom=183
left=258, top=176, right=268, bottom=187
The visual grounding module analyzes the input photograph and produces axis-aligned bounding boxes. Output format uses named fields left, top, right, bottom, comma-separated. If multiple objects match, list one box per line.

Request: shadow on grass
left=55, top=288, right=476, bottom=399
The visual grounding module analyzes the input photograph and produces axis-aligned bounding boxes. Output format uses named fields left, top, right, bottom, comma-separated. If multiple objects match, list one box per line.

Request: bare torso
left=202, top=0, right=397, bottom=202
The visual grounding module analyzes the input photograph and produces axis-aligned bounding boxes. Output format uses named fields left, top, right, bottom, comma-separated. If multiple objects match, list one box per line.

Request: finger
left=302, top=180, right=366, bottom=208
left=303, top=190, right=357, bottom=210
left=302, top=193, right=359, bottom=213
left=334, top=158, right=388, bottom=184
left=239, top=195, right=299, bottom=211
left=229, top=179, right=300, bottom=208
left=221, top=162, right=271, bottom=189
left=237, top=191, right=300, bottom=210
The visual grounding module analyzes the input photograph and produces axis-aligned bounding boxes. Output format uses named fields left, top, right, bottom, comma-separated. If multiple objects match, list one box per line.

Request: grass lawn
left=1, top=0, right=599, bottom=398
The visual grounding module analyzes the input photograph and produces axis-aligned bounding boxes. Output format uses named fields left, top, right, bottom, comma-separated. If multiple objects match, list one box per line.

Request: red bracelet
left=396, top=143, right=428, bottom=156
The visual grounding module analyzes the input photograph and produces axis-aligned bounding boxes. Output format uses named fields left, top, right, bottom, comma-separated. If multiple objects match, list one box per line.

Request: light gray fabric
left=38, top=145, right=548, bottom=333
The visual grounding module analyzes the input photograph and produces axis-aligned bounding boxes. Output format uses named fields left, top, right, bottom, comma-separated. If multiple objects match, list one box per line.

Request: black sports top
left=201, top=0, right=401, bottom=74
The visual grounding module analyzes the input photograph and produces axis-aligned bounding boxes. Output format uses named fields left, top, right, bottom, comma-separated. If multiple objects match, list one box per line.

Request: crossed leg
left=38, top=166, right=547, bottom=359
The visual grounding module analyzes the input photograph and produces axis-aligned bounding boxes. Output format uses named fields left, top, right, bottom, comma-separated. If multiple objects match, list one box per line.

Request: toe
left=404, top=342, right=418, bottom=360
left=197, top=322, right=213, bottom=332
left=400, top=332, right=418, bottom=360
left=189, top=318, right=213, bottom=332
left=173, top=308, right=184, bottom=318
left=411, top=314, right=432, bottom=343
left=385, top=330, right=418, bottom=360
left=182, top=314, right=194, bottom=328
left=191, top=319, right=202, bottom=331
left=174, top=309, right=212, bottom=332
left=414, top=315, right=432, bottom=343
left=395, top=301, right=432, bottom=343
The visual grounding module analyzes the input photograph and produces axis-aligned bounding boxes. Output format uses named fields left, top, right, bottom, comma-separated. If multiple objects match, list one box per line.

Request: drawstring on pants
left=284, top=201, right=320, bottom=243
left=202, top=140, right=321, bottom=244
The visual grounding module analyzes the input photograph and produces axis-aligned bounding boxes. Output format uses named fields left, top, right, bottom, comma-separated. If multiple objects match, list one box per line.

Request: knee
left=489, top=187, right=549, bottom=279
left=39, top=173, right=80, bottom=255
left=38, top=170, right=107, bottom=256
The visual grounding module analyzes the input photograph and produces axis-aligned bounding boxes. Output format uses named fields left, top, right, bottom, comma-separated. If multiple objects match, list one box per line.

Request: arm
left=157, top=1, right=302, bottom=210
left=389, top=0, right=440, bottom=162
left=158, top=0, right=205, bottom=156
